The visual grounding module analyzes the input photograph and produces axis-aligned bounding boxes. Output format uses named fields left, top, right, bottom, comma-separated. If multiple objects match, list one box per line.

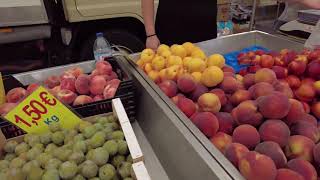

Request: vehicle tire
left=80, top=29, right=145, bottom=61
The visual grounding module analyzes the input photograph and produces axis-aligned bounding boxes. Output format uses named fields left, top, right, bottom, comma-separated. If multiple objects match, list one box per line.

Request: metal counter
left=127, top=31, right=305, bottom=180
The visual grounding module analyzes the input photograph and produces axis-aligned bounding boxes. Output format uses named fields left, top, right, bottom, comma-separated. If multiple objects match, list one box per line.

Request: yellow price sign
left=4, top=86, right=82, bottom=134
left=0, top=72, right=5, bottom=105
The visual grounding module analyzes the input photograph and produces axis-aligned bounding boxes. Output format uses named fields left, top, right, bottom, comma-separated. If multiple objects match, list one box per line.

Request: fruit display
left=0, top=115, right=136, bottom=180
left=0, top=60, right=121, bottom=116
left=137, top=43, right=320, bottom=180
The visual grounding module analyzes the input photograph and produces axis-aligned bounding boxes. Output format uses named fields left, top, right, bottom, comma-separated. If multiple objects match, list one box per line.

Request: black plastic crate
left=0, top=57, right=136, bottom=138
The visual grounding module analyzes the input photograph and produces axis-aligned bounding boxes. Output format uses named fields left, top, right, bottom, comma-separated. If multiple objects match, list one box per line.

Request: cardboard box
left=217, top=3, right=231, bottom=21
left=218, top=0, right=230, bottom=5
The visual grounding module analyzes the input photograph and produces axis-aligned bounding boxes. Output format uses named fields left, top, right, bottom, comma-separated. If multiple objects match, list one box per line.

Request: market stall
left=126, top=30, right=320, bottom=180
left=0, top=29, right=320, bottom=180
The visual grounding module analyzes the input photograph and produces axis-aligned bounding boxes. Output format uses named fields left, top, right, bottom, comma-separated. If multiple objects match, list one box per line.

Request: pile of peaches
left=0, top=60, right=121, bottom=116
left=138, top=44, right=320, bottom=180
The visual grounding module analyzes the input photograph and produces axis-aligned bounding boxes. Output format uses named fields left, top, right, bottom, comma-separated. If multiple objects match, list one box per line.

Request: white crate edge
left=132, top=161, right=151, bottom=180
left=112, top=98, right=144, bottom=163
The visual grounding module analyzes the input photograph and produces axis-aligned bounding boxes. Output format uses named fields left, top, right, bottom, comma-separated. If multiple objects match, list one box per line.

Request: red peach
left=302, top=114, right=318, bottom=127
left=272, top=66, right=288, bottom=79
left=239, top=68, right=248, bottom=76
left=259, top=120, right=290, bottom=148
left=230, top=89, right=252, bottom=106
left=60, top=72, right=75, bottom=82
left=90, top=75, right=107, bottom=95
left=255, top=141, right=287, bottom=168
left=210, top=89, right=227, bottom=106
left=65, top=67, right=84, bottom=78
left=224, top=72, right=235, bottom=77
left=295, top=84, right=316, bottom=102
left=313, top=143, right=320, bottom=167
left=191, top=112, right=219, bottom=138
left=222, top=101, right=234, bottom=113
left=302, top=78, right=316, bottom=86
left=56, top=89, right=77, bottom=104
left=190, top=84, right=208, bottom=102
left=90, top=69, right=100, bottom=78
left=93, top=95, right=104, bottom=102
left=73, top=95, right=94, bottom=106
left=215, top=112, right=236, bottom=135
left=0, top=103, right=17, bottom=116
left=177, top=97, right=196, bottom=118
left=158, top=80, right=178, bottom=98
left=243, top=74, right=255, bottom=89
left=222, top=66, right=235, bottom=73
left=239, top=151, right=277, bottom=180
left=301, top=101, right=311, bottom=114
left=75, top=74, right=90, bottom=95
left=282, top=50, right=297, bottom=63
left=231, top=100, right=263, bottom=127
left=308, top=50, right=320, bottom=61
left=251, top=55, right=261, bottom=65
left=220, top=77, right=239, bottom=94
left=224, top=143, right=249, bottom=167
left=210, top=132, right=232, bottom=153
left=276, top=169, right=305, bottom=180
left=108, top=71, right=118, bottom=80
left=247, top=65, right=262, bottom=74
left=307, top=60, right=320, bottom=79
left=274, top=56, right=285, bottom=66
left=285, top=99, right=306, bottom=126
left=103, top=79, right=120, bottom=99
left=286, top=75, right=301, bottom=89
left=248, top=82, right=274, bottom=99
left=273, top=81, right=294, bottom=98
left=238, top=57, right=251, bottom=65
left=291, top=121, right=320, bottom=143
left=232, top=124, right=260, bottom=149
left=6, top=87, right=27, bottom=103
left=44, top=75, right=60, bottom=89
left=255, top=50, right=265, bottom=56
left=285, top=135, right=315, bottom=162
left=260, top=54, right=274, bottom=68
left=257, top=92, right=291, bottom=119
left=26, top=83, right=39, bottom=94
left=177, top=74, right=196, bottom=93
left=255, top=68, right=277, bottom=84
left=49, top=86, right=61, bottom=97
left=197, top=93, right=221, bottom=113
left=314, top=81, right=320, bottom=95
left=60, top=77, right=76, bottom=92
left=287, top=159, right=317, bottom=180
left=312, top=102, right=320, bottom=119
left=171, top=94, right=185, bottom=105
left=96, top=60, right=112, bottom=75
left=288, top=60, right=307, bottom=75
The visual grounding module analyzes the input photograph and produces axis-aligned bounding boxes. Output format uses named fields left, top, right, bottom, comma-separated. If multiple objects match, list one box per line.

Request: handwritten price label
left=5, top=86, right=82, bottom=134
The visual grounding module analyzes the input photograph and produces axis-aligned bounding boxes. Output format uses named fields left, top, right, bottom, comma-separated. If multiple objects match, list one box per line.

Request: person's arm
left=284, top=0, right=320, bottom=9
left=141, top=0, right=160, bottom=50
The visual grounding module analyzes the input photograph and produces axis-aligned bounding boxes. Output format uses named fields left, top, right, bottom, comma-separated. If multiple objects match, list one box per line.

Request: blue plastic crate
left=223, top=46, right=270, bottom=73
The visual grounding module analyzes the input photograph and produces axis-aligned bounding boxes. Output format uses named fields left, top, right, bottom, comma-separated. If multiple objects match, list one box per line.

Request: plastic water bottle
left=93, top=32, right=113, bottom=60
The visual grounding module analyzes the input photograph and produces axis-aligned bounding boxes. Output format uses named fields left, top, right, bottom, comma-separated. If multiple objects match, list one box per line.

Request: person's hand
left=146, top=35, right=160, bottom=51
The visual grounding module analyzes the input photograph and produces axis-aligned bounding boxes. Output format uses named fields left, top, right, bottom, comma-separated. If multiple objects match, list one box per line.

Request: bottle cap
left=96, top=32, right=104, bottom=37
